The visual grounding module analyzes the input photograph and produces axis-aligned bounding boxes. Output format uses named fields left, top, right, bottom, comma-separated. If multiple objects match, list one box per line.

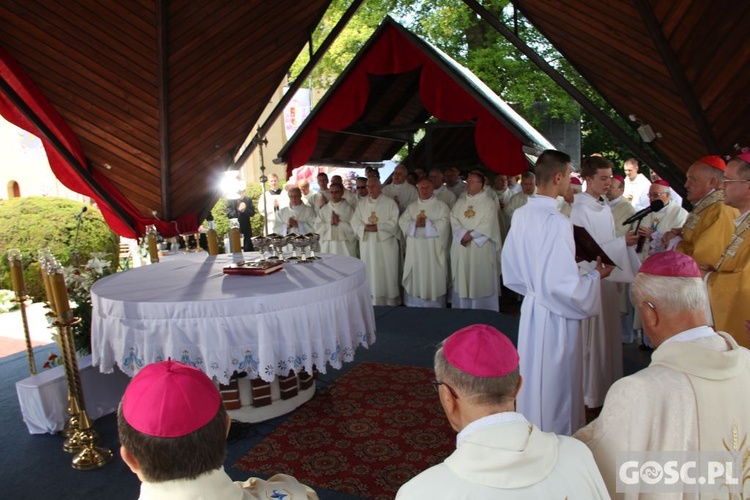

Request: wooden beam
left=233, top=0, right=367, bottom=167
left=631, top=0, right=719, bottom=153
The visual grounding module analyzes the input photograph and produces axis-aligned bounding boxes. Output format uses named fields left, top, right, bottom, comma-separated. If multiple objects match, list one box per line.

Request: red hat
left=570, top=177, right=582, bottom=186
left=697, top=155, right=726, bottom=172
left=122, top=360, right=221, bottom=438
left=443, top=324, right=518, bottom=378
left=654, top=179, right=670, bottom=187
left=639, top=251, right=701, bottom=279
left=612, top=175, right=625, bottom=184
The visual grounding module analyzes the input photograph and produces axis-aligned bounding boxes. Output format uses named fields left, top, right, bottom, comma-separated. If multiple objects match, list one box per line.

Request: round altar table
left=91, top=252, right=376, bottom=421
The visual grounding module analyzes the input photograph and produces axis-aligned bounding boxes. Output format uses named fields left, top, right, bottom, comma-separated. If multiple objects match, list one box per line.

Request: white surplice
left=503, top=196, right=602, bottom=435
left=450, top=189, right=502, bottom=312
left=351, top=195, right=402, bottom=305
left=316, top=200, right=357, bottom=257
left=571, top=192, right=640, bottom=408
left=257, top=189, right=289, bottom=235
left=575, top=329, right=750, bottom=499
left=399, top=196, right=451, bottom=308
left=434, top=186, right=457, bottom=208
left=383, top=182, right=418, bottom=214
left=396, top=412, right=609, bottom=499
left=623, top=173, right=651, bottom=208
left=637, top=200, right=688, bottom=259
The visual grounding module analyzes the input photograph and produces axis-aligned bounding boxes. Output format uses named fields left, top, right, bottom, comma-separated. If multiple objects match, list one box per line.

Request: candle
left=230, top=228, right=241, bottom=254
left=146, top=225, right=159, bottom=263
left=207, top=229, right=219, bottom=255
left=8, top=249, right=25, bottom=295
left=40, top=265, right=55, bottom=309
left=50, top=271, right=71, bottom=318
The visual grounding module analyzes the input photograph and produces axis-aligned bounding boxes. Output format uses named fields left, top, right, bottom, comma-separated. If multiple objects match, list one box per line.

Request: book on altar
left=572, top=225, right=616, bottom=266
left=223, top=261, right=283, bottom=276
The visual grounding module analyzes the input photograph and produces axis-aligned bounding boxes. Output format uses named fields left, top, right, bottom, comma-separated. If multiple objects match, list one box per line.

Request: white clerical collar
left=660, top=325, right=717, bottom=346
left=735, top=210, right=750, bottom=227
left=368, top=195, right=381, bottom=202
left=457, top=411, right=527, bottom=448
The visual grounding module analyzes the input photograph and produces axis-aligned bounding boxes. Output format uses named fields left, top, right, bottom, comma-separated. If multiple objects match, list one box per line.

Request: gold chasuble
left=708, top=212, right=750, bottom=347
left=677, top=190, right=738, bottom=266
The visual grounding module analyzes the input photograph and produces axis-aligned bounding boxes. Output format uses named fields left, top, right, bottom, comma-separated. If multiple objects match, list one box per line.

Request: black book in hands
left=573, top=225, right=617, bottom=266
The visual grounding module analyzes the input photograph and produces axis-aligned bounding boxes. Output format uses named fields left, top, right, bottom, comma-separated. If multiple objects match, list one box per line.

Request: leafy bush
left=205, top=184, right=265, bottom=250
left=0, top=197, right=119, bottom=301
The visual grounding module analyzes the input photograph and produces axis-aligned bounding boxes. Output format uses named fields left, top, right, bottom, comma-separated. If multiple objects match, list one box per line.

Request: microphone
left=622, top=199, right=664, bottom=226
left=75, top=206, right=88, bottom=220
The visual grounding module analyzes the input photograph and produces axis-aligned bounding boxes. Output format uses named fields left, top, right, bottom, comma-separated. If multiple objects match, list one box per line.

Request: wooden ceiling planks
left=1, top=0, right=332, bottom=233
left=514, top=0, right=750, bottom=173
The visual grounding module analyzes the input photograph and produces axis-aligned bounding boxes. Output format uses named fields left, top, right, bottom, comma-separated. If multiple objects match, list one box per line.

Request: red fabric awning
left=286, top=24, right=527, bottom=177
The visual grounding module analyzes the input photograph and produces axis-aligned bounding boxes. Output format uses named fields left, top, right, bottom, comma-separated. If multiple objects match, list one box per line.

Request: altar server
left=257, top=173, right=288, bottom=235
left=503, top=150, right=611, bottom=435
left=397, top=325, right=609, bottom=499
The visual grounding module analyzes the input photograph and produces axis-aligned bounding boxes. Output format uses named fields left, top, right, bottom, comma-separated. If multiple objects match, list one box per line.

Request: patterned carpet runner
left=235, top=362, right=455, bottom=499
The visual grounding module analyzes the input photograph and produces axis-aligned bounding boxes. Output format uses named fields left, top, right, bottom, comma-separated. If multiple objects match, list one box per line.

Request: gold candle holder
left=146, top=225, right=159, bottom=263
left=229, top=218, right=242, bottom=253
left=8, top=249, right=36, bottom=375
left=207, top=221, right=219, bottom=255
left=49, top=266, right=112, bottom=470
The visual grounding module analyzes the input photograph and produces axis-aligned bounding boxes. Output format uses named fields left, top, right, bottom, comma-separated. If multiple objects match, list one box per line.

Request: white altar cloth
left=91, top=253, right=376, bottom=384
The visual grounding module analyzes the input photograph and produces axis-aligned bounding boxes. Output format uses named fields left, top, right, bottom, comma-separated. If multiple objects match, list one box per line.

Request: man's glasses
left=648, top=192, right=668, bottom=198
left=431, top=380, right=459, bottom=399
left=724, top=179, right=750, bottom=184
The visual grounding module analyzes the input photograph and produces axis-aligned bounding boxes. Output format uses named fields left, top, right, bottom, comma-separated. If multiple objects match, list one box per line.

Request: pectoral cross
left=368, top=211, right=379, bottom=224
left=464, top=206, right=476, bottom=219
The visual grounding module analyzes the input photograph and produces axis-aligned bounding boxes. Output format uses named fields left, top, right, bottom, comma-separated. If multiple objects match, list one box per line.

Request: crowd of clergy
left=251, top=149, right=750, bottom=498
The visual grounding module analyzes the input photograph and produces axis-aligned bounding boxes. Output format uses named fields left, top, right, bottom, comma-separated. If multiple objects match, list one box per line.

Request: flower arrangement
left=60, top=252, right=113, bottom=356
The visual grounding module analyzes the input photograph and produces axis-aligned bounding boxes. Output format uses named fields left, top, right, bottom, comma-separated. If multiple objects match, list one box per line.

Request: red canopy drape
left=287, top=25, right=526, bottom=176
left=0, top=47, right=197, bottom=238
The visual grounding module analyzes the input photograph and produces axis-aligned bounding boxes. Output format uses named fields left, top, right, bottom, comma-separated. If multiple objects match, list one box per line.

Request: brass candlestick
left=8, top=249, right=36, bottom=376
left=49, top=267, right=112, bottom=470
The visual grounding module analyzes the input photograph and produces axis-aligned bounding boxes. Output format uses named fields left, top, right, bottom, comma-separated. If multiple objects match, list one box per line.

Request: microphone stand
left=72, top=212, right=84, bottom=268
left=634, top=218, right=646, bottom=253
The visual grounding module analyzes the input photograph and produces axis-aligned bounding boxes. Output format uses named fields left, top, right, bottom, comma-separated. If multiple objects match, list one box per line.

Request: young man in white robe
left=309, top=172, right=330, bottom=213
left=575, top=251, right=750, bottom=499
left=622, top=157, right=651, bottom=207
left=503, top=150, right=613, bottom=435
left=315, top=182, right=357, bottom=258
left=351, top=178, right=402, bottom=306
left=449, top=172, right=502, bottom=312
left=397, top=324, right=609, bottom=499
left=257, top=173, right=288, bottom=235
left=399, top=179, right=451, bottom=308
left=383, top=164, right=418, bottom=214
left=570, top=156, right=640, bottom=411
left=273, top=187, right=316, bottom=236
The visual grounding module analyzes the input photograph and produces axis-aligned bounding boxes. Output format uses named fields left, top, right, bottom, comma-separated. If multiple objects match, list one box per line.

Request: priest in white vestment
left=504, top=171, right=537, bottom=221
left=309, top=172, right=330, bottom=213
left=428, top=168, right=457, bottom=208
left=503, top=150, right=611, bottom=435
left=396, top=324, right=609, bottom=499
left=257, top=173, right=288, bottom=235
left=383, top=164, right=418, bottom=214
left=351, top=178, right=402, bottom=306
left=571, top=156, right=640, bottom=410
left=315, top=183, right=357, bottom=258
left=399, top=179, right=451, bottom=308
left=273, top=188, right=316, bottom=236
left=330, top=174, right=357, bottom=209
left=297, top=178, right=315, bottom=207
left=450, top=172, right=502, bottom=312
left=635, top=169, right=683, bottom=210
left=622, top=158, right=651, bottom=207
left=575, top=251, right=750, bottom=499
left=444, top=166, right=467, bottom=198
left=492, top=174, right=514, bottom=242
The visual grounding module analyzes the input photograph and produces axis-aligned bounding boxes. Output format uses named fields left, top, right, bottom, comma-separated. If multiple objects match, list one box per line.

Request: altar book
left=223, top=261, right=283, bottom=276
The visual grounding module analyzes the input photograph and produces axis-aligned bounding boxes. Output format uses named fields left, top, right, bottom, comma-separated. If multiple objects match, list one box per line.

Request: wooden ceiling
left=514, top=0, right=750, bottom=173
left=1, top=0, right=331, bottom=235
left=1, top=0, right=748, bottom=236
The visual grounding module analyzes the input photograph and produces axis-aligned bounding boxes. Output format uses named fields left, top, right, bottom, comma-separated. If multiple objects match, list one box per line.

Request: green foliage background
left=0, top=197, right=119, bottom=301
left=206, top=184, right=265, bottom=248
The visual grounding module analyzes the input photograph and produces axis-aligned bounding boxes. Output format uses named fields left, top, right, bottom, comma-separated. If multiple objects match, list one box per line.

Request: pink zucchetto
left=654, top=179, right=670, bottom=187
left=639, top=251, right=701, bottom=279
left=697, top=155, right=726, bottom=172
left=122, top=360, right=221, bottom=438
left=443, top=324, right=519, bottom=378
left=570, top=177, right=582, bottom=186
left=612, top=175, right=625, bottom=184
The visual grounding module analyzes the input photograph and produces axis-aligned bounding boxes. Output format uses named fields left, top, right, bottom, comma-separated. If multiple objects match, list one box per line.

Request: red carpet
left=235, top=362, right=455, bottom=499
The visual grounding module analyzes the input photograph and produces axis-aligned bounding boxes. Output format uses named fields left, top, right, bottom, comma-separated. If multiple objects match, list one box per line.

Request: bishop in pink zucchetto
left=397, top=324, right=610, bottom=498
left=638, top=250, right=701, bottom=278
left=443, top=324, right=519, bottom=377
